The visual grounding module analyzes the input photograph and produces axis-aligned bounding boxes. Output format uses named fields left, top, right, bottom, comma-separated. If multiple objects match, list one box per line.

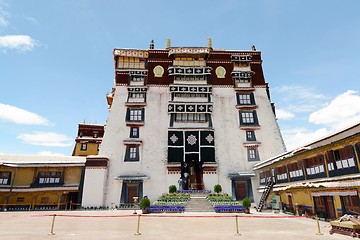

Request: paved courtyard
left=0, top=210, right=353, bottom=240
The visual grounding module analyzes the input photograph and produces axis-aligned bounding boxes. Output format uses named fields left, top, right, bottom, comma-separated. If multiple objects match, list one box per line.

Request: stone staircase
left=185, top=193, right=214, bottom=212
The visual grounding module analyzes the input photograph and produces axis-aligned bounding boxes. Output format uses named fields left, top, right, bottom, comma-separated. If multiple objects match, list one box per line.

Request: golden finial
left=207, top=37, right=212, bottom=49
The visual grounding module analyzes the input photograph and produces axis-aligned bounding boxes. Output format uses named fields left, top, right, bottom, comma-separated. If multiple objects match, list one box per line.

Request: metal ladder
left=256, top=178, right=274, bottom=212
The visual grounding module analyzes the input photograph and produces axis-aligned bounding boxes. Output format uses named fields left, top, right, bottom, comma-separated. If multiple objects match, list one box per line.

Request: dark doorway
left=235, top=181, right=247, bottom=200
left=341, top=195, right=360, bottom=214
left=325, top=196, right=336, bottom=219
left=120, top=181, right=143, bottom=204
left=182, top=157, right=203, bottom=190
left=314, top=196, right=336, bottom=219
left=288, top=195, right=294, bottom=212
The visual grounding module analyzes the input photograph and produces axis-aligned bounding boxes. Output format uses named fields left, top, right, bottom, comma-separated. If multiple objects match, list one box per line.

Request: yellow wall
left=73, top=143, right=99, bottom=156
left=64, top=167, right=82, bottom=184
left=0, top=165, right=83, bottom=206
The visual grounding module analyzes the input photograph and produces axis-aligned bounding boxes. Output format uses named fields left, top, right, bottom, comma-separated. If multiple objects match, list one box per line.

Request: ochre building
left=0, top=155, right=85, bottom=210
left=254, top=123, right=360, bottom=219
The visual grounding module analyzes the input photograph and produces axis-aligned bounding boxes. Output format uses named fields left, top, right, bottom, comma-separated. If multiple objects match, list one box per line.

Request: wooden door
left=288, top=195, right=294, bottom=211
left=127, top=184, right=138, bottom=203
left=325, top=196, right=336, bottom=219
left=235, top=181, right=247, bottom=200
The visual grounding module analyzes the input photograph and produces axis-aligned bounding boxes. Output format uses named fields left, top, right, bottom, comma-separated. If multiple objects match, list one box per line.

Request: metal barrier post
left=315, top=215, right=324, bottom=235
left=49, top=214, right=56, bottom=235
left=235, top=215, right=241, bottom=236
left=134, top=214, right=141, bottom=235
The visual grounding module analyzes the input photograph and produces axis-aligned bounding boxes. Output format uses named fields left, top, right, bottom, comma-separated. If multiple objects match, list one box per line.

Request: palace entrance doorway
left=182, top=157, right=203, bottom=190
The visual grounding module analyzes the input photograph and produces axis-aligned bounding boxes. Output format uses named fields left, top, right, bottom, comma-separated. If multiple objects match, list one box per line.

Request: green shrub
left=139, top=197, right=150, bottom=209
left=169, top=185, right=177, bottom=193
left=242, top=197, right=251, bottom=209
left=213, top=184, right=222, bottom=193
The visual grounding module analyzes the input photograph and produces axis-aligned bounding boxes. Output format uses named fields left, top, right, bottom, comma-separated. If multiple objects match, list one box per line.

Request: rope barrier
left=31, top=213, right=307, bottom=219
left=26, top=212, right=317, bottom=237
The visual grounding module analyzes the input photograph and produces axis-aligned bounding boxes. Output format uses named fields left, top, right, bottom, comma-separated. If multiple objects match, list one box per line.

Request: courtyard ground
left=0, top=209, right=354, bottom=240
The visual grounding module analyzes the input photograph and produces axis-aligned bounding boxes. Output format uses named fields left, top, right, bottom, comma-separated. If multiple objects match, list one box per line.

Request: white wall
left=82, top=167, right=107, bottom=207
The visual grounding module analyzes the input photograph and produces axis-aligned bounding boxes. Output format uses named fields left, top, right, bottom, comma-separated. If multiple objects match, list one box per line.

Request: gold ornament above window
left=215, top=66, right=226, bottom=78
left=153, top=65, right=164, bottom=77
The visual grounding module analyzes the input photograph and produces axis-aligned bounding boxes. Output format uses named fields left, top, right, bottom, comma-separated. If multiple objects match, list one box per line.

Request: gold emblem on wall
left=153, top=65, right=164, bottom=77
left=215, top=66, right=226, bottom=78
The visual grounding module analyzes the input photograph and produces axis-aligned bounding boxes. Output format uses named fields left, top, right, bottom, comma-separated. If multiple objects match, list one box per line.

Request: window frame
left=130, top=127, right=139, bottom=138
left=247, top=148, right=260, bottom=161
left=0, top=171, right=11, bottom=185
left=239, top=110, right=259, bottom=126
left=124, top=146, right=140, bottom=162
left=80, top=143, right=87, bottom=151
left=237, top=93, right=255, bottom=105
left=126, top=108, right=145, bottom=122
left=246, top=131, right=256, bottom=141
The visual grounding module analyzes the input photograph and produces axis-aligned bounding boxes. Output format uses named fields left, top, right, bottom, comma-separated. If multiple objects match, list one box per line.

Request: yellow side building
left=254, top=123, right=360, bottom=220
left=0, top=155, right=86, bottom=211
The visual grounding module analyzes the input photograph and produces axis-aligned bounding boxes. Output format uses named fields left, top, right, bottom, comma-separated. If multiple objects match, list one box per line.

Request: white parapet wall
left=81, top=167, right=108, bottom=207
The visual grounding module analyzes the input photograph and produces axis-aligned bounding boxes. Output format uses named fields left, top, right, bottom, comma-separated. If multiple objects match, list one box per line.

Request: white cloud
left=23, top=15, right=37, bottom=24
left=37, top=151, right=65, bottom=156
left=0, top=2, right=9, bottom=27
left=280, top=90, right=360, bottom=151
left=0, top=35, right=38, bottom=51
left=0, top=103, right=49, bottom=125
left=281, top=127, right=331, bottom=151
left=273, top=85, right=328, bottom=113
left=309, top=90, right=360, bottom=130
left=0, top=15, right=6, bottom=26
left=17, top=132, right=73, bottom=147
left=276, top=109, right=295, bottom=120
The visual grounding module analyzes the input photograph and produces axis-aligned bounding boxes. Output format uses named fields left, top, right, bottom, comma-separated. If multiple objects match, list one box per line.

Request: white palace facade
left=81, top=39, right=286, bottom=207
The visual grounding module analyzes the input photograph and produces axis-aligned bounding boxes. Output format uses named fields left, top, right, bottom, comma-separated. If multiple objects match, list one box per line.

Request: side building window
left=0, top=172, right=11, bottom=185
left=37, top=172, right=63, bottom=184
left=239, top=110, right=259, bottom=126
left=80, top=143, right=87, bottom=151
left=125, top=146, right=140, bottom=162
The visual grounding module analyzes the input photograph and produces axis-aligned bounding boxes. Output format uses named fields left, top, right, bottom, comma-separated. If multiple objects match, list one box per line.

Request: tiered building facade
left=81, top=39, right=286, bottom=207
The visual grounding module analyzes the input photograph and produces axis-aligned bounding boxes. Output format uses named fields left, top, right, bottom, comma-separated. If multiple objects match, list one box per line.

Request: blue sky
left=1, top=0, right=360, bottom=155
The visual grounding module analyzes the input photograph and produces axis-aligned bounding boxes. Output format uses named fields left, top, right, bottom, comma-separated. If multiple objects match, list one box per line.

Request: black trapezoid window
left=124, top=146, right=140, bottom=162
left=130, top=127, right=139, bottom=138
left=237, top=93, right=255, bottom=105
left=239, top=110, right=259, bottom=126
left=126, top=108, right=145, bottom=122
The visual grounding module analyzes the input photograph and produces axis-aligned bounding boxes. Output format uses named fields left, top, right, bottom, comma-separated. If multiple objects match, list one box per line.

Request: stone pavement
left=0, top=210, right=353, bottom=240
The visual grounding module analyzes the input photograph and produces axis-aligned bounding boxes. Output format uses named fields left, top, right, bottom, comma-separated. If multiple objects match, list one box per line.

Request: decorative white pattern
left=187, top=135, right=197, bottom=145
left=170, top=134, right=178, bottom=144
left=205, top=134, right=214, bottom=143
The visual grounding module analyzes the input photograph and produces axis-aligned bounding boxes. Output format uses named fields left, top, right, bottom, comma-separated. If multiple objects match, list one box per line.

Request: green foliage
left=207, top=194, right=235, bottom=202
left=158, top=193, right=190, bottom=202
left=169, top=185, right=177, bottom=193
left=213, top=184, right=222, bottom=193
left=139, top=197, right=150, bottom=209
left=242, top=197, right=251, bottom=209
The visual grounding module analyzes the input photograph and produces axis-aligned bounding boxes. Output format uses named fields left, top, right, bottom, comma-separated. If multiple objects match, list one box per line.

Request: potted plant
left=213, top=184, right=222, bottom=193
left=139, top=196, right=150, bottom=214
left=169, top=185, right=177, bottom=194
left=242, top=197, right=251, bottom=214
